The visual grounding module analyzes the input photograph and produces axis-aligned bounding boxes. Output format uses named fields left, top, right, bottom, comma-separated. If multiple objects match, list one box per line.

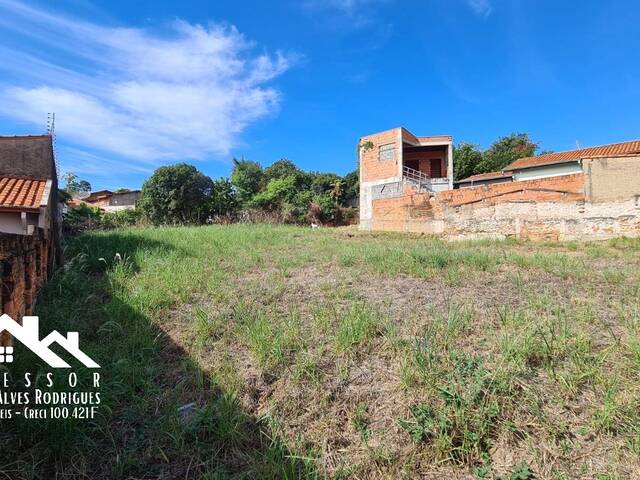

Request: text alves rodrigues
left=0, top=371, right=101, bottom=406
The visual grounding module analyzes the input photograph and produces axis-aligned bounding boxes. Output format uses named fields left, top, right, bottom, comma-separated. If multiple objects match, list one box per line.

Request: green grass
left=3, top=224, right=640, bottom=479
left=335, top=303, right=382, bottom=353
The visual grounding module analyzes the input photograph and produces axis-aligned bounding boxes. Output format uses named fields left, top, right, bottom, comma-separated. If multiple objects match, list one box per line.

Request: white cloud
left=0, top=0, right=293, bottom=166
left=467, top=0, right=492, bottom=17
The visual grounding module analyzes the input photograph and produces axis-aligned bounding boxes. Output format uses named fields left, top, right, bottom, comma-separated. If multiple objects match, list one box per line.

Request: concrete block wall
left=441, top=198, right=640, bottom=241
left=583, top=155, right=640, bottom=202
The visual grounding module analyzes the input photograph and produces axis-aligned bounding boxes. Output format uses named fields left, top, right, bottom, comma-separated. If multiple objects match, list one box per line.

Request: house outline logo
left=0, top=314, right=100, bottom=368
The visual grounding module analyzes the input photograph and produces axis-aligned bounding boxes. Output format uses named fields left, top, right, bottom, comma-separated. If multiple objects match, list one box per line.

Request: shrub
left=63, top=203, right=103, bottom=234
left=308, top=192, right=337, bottom=224
left=339, top=207, right=359, bottom=225
left=282, top=190, right=314, bottom=224
left=250, top=175, right=298, bottom=211
left=63, top=205, right=142, bottom=233
left=100, top=209, right=142, bottom=229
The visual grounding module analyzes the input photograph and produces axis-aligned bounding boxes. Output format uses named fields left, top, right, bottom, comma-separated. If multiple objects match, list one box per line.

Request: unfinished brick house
left=359, top=127, right=453, bottom=230
left=0, top=135, right=61, bottom=344
left=359, top=128, right=640, bottom=240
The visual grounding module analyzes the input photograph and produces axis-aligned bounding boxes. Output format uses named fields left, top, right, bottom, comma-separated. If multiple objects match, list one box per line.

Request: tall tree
left=474, top=133, right=538, bottom=174
left=230, top=158, right=264, bottom=204
left=62, top=172, right=92, bottom=196
left=139, top=163, right=213, bottom=224
left=453, top=143, right=483, bottom=181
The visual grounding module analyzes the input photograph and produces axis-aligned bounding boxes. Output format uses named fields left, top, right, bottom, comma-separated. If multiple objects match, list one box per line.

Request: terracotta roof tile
left=0, top=176, right=48, bottom=210
left=505, top=140, right=640, bottom=171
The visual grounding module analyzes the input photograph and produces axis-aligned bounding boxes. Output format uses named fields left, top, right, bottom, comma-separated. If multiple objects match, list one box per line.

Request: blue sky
left=0, top=0, right=638, bottom=190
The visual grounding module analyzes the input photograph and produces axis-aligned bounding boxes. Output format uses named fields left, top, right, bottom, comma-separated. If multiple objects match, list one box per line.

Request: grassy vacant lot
left=3, top=225, right=640, bottom=479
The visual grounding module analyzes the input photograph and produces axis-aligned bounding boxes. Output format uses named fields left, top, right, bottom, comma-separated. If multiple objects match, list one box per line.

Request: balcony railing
left=402, top=165, right=430, bottom=184
left=402, top=165, right=449, bottom=192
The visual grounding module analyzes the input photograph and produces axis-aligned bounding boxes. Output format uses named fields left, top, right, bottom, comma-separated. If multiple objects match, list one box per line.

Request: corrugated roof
left=457, top=171, right=513, bottom=183
left=505, top=140, right=640, bottom=171
left=0, top=176, right=48, bottom=210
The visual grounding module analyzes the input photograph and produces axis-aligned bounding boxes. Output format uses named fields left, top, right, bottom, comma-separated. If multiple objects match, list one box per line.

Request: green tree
left=475, top=133, right=538, bottom=174
left=310, top=172, right=341, bottom=195
left=210, top=178, right=239, bottom=217
left=342, top=169, right=359, bottom=205
left=114, top=188, right=131, bottom=194
left=264, top=159, right=299, bottom=182
left=250, top=175, right=298, bottom=211
left=453, top=143, right=483, bottom=181
left=139, top=163, right=214, bottom=224
left=230, top=158, right=264, bottom=204
left=62, top=172, right=92, bottom=196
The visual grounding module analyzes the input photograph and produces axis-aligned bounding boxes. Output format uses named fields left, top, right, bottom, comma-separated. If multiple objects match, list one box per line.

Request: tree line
left=138, top=159, right=359, bottom=225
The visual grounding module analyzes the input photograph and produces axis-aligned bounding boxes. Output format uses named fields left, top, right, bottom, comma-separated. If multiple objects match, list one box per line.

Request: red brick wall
left=0, top=232, right=50, bottom=345
left=370, top=174, right=588, bottom=236
left=438, top=173, right=585, bottom=207
left=360, top=128, right=400, bottom=182
left=371, top=184, right=438, bottom=232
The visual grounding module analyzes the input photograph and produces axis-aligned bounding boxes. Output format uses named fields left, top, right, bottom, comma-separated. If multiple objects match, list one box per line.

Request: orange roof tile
left=0, top=176, right=48, bottom=210
left=505, top=140, right=640, bottom=171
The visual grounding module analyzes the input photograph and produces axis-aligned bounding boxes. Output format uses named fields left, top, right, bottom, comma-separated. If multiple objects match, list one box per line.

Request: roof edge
left=504, top=158, right=580, bottom=172
left=455, top=171, right=513, bottom=183
left=40, top=179, right=53, bottom=207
